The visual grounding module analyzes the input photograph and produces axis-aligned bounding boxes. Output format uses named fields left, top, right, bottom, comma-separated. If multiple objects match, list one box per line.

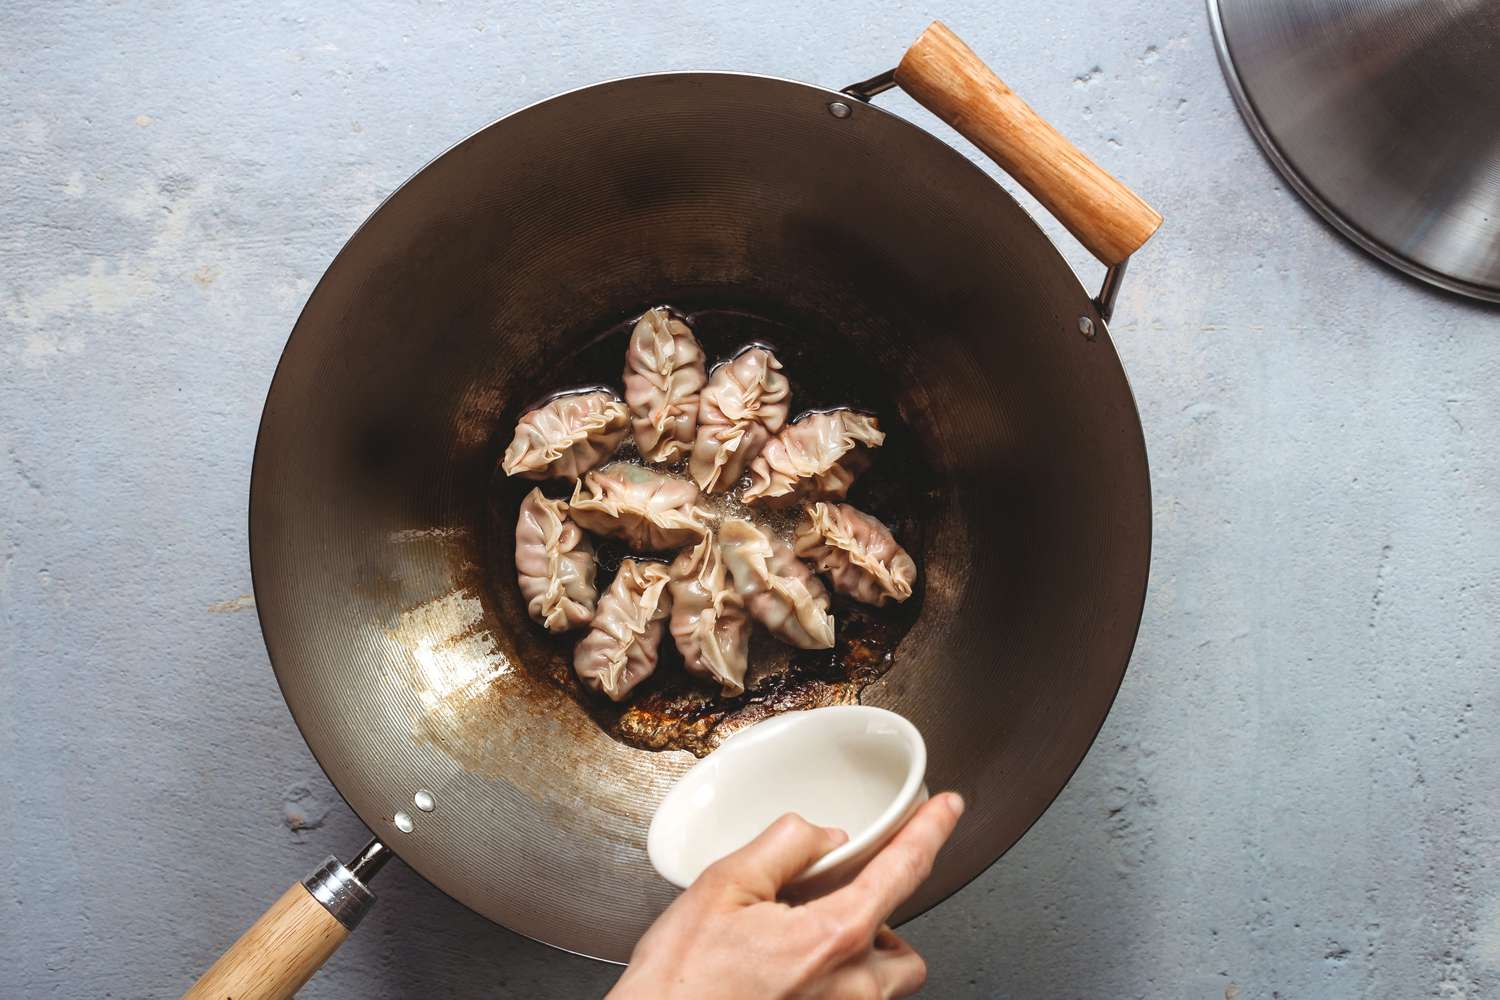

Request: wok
left=187, top=22, right=1160, bottom=998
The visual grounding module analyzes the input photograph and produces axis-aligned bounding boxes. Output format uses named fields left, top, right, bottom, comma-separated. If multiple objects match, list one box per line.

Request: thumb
left=696, top=813, right=848, bottom=901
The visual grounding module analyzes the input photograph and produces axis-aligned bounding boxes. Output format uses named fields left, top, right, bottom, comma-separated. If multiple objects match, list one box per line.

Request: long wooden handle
left=182, top=883, right=349, bottom=1000
left=894, top=21, right=1162, bottom=265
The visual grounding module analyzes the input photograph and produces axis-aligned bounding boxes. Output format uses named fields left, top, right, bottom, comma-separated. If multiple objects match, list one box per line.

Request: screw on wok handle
left=180, top=842, right=387, bottom=1000
left=894, top=21, right=1162, bottom=266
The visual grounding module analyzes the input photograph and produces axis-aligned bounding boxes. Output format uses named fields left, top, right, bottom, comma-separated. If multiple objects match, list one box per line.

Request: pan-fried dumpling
left=514, top=488, right=597, bottom=632
left=623, top=307, right=707, bottom=464
left=668, top=535, right=751, bottom=697
left=573, top=558, right=673, bottom=701
left=689, top=346, right=791, bottom=493
left=794, top=502, right=916, bottom=607
left=743, top=409, right=884, bottom=505
left=501, top=389, right=630, bottom=481
left=718, top=518, right=835, bottom=650
left=569, top=463, right=711, bottom=551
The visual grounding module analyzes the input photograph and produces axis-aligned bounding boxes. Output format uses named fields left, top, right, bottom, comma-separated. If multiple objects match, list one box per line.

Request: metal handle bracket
left=841, top=66, right=1136, bottom=326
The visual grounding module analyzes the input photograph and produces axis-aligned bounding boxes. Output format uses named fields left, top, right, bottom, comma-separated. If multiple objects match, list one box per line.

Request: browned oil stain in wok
left=386, top=580, right=689, bottom=847
left=375, top=530, right=608, bottom=782
left=480, top=304, right=935, bottom=758
left=394, top=580, right=666, bottom=813
left=605, top=601, right=914, bottom=756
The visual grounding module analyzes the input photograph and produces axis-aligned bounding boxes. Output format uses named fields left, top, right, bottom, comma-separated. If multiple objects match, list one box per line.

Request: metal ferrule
left=302, top=856, right=377, bottom=932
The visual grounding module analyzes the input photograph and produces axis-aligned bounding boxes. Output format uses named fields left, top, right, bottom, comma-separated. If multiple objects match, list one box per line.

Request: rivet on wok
left=827, top=101, right=853, bottom=119
left=414, top=789, right=436, bottom=812
left=394, top=811, right=415, bottom=833
left=1078, top=316, right=1095, bottom=339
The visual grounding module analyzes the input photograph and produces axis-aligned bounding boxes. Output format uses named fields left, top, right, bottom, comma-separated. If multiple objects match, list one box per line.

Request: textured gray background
left=3, top=1, right=1498, bottom=998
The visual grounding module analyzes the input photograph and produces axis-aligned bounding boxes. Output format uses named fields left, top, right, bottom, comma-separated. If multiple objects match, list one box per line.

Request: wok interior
left=251, top=73, right=1150, bottom=960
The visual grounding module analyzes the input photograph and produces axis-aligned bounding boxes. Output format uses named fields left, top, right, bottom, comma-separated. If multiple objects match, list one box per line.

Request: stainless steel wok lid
left=1211, top=0, right=1500, bottom=301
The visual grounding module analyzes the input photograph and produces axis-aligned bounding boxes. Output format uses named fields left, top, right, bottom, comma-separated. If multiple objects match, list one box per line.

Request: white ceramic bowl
left=647, top=705, right=929, bottom=895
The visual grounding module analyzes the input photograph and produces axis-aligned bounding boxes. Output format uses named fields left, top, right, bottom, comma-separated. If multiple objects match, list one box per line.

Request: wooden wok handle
left=894, top=21, right=1162, bottom=265
left=182, top=883, right=348, bottom=1000
left=182, top=852, right=381, bottom=1000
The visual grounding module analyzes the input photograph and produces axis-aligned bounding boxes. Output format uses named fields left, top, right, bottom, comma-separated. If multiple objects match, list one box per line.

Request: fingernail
left=946, top=792, right=966, bottom=818
left=826, top=826, right=850, bottom=844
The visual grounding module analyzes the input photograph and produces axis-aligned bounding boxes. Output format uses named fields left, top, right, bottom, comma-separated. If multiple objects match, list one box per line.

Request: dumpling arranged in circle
left=743, top=408, right=884, bottom=505
left=502, top=389, right=630, bottom=481
left=623, top=307, right=707, bottom=464
left=668, top=534, right=751, bottom=697
left=718, top=518, right=835, bottom=650
left=794, top=502, right=916, bottom=607
left=514, top=488, right=598, bottom=633
left=569, top=463, right=711, bottom=552
left=689, top=346, right=791, bottom=493
left=573, top=558, right=673, bottom=702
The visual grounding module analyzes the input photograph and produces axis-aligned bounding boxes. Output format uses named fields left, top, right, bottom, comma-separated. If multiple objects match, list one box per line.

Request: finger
left=698, top=813, right=848, bottom=900
left=868, top=929, right=927, bottom=998
left=820, top=936, right=927, bottom=1000
left=819, top=792, right=964, bottom=928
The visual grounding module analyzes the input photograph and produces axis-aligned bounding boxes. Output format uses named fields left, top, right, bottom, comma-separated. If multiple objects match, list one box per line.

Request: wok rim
left=248, top=68, right=1152, bottom=963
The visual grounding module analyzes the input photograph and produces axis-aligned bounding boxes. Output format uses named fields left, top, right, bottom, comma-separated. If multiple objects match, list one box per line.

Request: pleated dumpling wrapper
left=573, top=558, right=673, bottom=701
left=569, top=463, right=711, bottom=551
left=514, top=489, right=597, bottom=632
left=502, top=389, right=629, bottom=481
left=689, top=346, right=791, bottom=493
left=743, top=408, right=884, bottom=505
left=623, top=307, right=707, bottom=464
left=668, top=534, right=751, bottom=697
left=794, top=502, right=916, bottom=607
left=717, top=517, right=835, bottom=649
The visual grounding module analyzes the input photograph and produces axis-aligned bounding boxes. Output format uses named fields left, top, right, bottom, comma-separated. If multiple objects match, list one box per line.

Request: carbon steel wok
left=188, top=21, right=1160, bottom=997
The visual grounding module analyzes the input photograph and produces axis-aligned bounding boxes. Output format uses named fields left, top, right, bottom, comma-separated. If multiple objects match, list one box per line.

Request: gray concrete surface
left=4, top=1, right=1498, bottom=997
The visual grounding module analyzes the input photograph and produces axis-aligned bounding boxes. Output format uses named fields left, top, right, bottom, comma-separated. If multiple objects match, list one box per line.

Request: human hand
left=607, top=792, right=964, bottom=1000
